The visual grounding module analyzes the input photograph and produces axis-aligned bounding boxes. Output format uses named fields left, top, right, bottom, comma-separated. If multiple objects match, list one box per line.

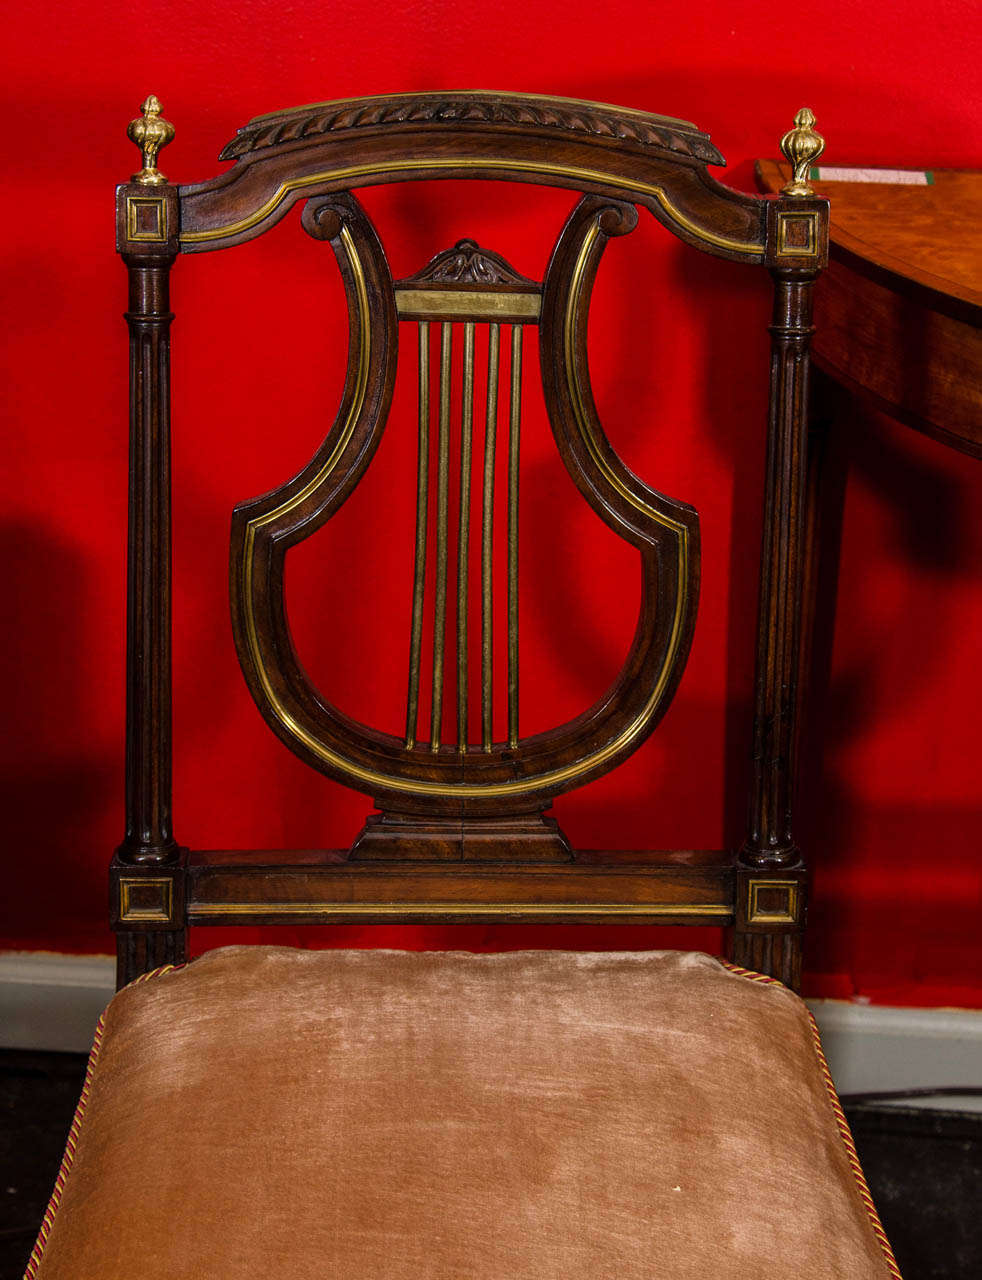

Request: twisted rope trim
left=722, top=962, right=903, bottom=1280
left=23, top=964, right=182, bottom=1280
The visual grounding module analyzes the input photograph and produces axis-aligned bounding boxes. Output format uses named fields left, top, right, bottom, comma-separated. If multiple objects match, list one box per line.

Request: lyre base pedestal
left=350, top=811, right=574, bottom=862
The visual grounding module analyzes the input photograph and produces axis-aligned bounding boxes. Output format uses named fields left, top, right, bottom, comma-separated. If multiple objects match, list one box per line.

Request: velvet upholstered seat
left=28, top=947, right=898, bottom=1279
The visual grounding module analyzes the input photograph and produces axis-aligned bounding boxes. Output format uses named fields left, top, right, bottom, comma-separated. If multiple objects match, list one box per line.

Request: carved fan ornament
left=406, top=239, right=537, bottom=286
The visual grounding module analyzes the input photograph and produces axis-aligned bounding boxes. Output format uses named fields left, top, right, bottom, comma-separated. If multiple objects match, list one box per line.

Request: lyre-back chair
left=113, top=93, right=829, bottom=987
left=25, top=94, right=901, bottom=1279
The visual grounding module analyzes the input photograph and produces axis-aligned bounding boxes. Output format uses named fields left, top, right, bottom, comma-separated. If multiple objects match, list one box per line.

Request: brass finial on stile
left=780, top=108, right=825, bottom=196
left=127, top=95, right=175, bottom=185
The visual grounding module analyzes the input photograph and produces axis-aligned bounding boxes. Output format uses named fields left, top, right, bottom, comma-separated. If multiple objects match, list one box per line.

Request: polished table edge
left=754, top=159, right=982, bottom=325
left=755, top=158, right=981, bottom=459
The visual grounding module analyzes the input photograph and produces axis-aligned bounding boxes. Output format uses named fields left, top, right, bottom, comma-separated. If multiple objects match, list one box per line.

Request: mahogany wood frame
left=112, top=93, right=829, bottom=990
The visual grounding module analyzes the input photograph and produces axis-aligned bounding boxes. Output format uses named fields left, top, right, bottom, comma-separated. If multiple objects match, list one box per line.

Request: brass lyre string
left=507, top=324, right=522, bottom=748
left=457, top=323, right=476, bottom=752
left=430, top=323, right=453, bottom=751
left=405, top=321, right=430, bottom=748
left=481, top=324, right=500, bottom=752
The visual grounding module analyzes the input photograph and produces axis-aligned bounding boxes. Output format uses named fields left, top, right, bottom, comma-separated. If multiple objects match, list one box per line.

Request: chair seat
left=29, top=947, right=897, bottom=1279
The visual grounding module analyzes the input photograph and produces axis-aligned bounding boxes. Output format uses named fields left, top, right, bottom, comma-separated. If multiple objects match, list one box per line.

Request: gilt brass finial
left=127, top=95, right=175, bottom=185
left=780, top=108, right=825, bottom=196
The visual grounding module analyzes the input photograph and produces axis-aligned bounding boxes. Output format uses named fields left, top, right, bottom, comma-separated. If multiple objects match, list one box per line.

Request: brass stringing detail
left=405, top=321, right=430, bottom=749
left=776, top=210, right=820, bottom=257
left=127, top=95, right=175, bottom=186
left=481, top=325, right=500, bottom=753
left=180, top=159, right=760, bottom=257
left=506, top=324, right=522, bottom=748
left=780, top=108, right=825, bottom=197
left=562, top=215, right=689, bottom=747
left=189, top=901, right=732, bottom=919
left=429, top=322, right=453, bottom=752
left=125, top=195, right=168, bottom=242
left=119, top=877, right=174, bottom=923
left=747, top=879, right=799, bottom=925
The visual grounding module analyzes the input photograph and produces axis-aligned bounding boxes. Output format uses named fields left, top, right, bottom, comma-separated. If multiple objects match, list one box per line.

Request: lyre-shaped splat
left=229, top=192, right=699, bottom=860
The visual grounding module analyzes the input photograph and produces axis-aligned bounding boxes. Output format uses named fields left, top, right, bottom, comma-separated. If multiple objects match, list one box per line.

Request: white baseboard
left=2, top=952, right=980, bottom=1109
left=808, top=998, right=982, bottom=1110
left=0, top=952, right=115, bottom=1054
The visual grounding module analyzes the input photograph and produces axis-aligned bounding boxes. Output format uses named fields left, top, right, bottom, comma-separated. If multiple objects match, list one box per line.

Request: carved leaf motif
left=219, top=93, right=725, bottom=167
left=404, top=239, right=536, bottom=286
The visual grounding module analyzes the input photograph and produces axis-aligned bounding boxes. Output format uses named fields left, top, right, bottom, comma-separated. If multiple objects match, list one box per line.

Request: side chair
left=25, top=92, right=901, bottom=1278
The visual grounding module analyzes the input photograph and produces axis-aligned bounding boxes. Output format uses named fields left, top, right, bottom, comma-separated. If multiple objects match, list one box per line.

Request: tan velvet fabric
left=33, top=948, right=894, bottom=1278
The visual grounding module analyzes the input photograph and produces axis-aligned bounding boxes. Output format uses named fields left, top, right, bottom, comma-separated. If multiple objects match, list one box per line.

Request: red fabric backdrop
left=1, top=0, right=979, bottom=1005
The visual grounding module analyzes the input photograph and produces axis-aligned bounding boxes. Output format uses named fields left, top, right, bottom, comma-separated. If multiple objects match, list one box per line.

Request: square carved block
left=746, top=878, right=800, bottom=926
left=118, top=876, right=174, bottom=924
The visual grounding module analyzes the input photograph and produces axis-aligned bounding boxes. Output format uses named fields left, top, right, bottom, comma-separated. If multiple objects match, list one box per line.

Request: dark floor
left=2, top=1050, right=980, bottom=1279
left=2, top=1052, right=90, bottom=1279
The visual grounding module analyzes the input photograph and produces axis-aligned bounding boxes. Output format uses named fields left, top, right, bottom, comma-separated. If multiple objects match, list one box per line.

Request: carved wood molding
left=218, top=92, right=726, bottom=168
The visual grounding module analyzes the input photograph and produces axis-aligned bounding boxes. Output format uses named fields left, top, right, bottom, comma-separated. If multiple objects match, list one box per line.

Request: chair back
left=112, top=93, right=829, bottom=986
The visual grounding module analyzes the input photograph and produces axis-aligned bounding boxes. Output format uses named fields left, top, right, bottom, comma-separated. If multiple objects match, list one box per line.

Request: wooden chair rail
left=111, top=847, right=808, bottom=988
left=187, top=858, right=735, bottom=925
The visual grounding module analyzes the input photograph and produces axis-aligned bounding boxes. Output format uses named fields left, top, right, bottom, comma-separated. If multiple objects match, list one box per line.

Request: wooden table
left=756, top=162, right=981, bottom=458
